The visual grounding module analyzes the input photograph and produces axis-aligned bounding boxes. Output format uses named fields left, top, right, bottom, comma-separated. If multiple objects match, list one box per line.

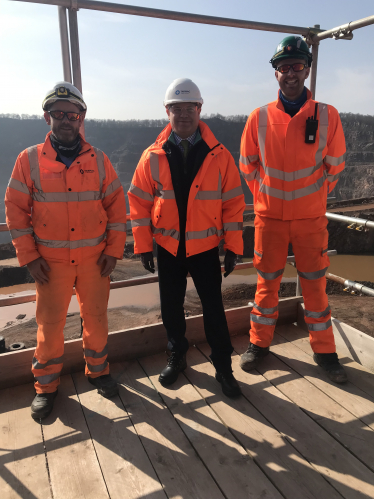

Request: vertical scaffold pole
left=68, top=3, right=85, bottom=135
left=309, top=24, right=320, bottom=99
left=58, top=6, right=72, bottom=83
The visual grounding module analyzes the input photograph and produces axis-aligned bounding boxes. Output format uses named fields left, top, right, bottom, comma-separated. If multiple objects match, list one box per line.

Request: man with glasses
left=128, top=78, right=245, bottom=397
left=5, top=82, right=127, bottom=420
left=239, top=36, right=347, bottom=383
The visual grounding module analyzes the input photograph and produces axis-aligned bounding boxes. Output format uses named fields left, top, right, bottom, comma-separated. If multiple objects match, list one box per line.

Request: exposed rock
left=0, top=265, right=34, bottom=287
left=0, top=242, right=16, bottom=260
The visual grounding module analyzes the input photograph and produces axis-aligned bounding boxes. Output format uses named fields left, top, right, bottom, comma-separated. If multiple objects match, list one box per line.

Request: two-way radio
left=305, top=102, right=319, bottom=144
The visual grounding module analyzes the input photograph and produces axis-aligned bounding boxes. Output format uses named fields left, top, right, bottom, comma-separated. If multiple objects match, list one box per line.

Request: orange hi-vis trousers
left=251, top=215, right=335, bottom=354
left=32, top=254, right=110, bottom=393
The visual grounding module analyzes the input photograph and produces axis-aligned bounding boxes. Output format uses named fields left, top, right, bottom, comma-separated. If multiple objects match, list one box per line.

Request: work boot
left=88, top=374, right=119, bottom=398
left=215, top=372, right=242, bottom=398
left=240, top=342, right=270, bottom=371
left=31, top=391, right=58, bottom=420
left=159, top=352, right=187, bottom=386
left=313, top=353, right=348, bottom=383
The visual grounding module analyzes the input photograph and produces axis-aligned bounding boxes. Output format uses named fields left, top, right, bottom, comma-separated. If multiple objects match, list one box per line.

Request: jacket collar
left=275, top=87, right=313, bottom=113
left=39, top=131, right=91, bottom=171
left=151, top=120, right=220, bottom=153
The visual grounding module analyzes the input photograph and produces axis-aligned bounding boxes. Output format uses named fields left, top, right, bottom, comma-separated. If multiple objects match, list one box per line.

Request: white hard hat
left=42, top=81, right=87, bottom=111
left=163, top=78, right=203, bottom=106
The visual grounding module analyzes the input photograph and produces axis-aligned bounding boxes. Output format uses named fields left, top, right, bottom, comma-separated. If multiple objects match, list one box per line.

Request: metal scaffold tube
left=313, top=14, right=374, bottom=41
left=326, top=272, right=374, bottom=297
left=68, top=6, right=82, bottom=93
left=58, top=6, right=72, bottom=82
left=326, top=212, right=374, bottom=230
left=308, top=24, right=320, bottom=100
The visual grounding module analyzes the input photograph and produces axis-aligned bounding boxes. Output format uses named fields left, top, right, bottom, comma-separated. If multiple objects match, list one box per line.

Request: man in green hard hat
left=239, top=36, right=347, bottom=383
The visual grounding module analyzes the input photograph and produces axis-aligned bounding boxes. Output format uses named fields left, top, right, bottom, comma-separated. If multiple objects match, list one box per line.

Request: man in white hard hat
left=128, top=78, right=245, bottom=398
left=5, top=82, right=127, bottom=420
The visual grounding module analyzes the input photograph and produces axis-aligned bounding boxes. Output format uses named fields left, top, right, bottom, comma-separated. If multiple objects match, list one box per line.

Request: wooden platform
left=2, top=324, right=374, bottom=499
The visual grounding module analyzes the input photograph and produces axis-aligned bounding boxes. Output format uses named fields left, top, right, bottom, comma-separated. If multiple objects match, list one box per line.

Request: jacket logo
left=84, top=170, right=94, bottom=173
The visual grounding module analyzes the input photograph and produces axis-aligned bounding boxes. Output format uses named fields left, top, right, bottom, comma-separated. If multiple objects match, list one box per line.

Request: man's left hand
left=97, top=253, right=117, bottom=277
left=224, top=250, right=237, bottom=278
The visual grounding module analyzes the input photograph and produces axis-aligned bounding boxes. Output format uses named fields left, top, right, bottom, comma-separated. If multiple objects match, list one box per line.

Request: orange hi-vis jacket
left=128, top=121, right=245, bottom=257
left=239, top=89, right=346, bottom=220
left=5, top=132, right=127, bottom=267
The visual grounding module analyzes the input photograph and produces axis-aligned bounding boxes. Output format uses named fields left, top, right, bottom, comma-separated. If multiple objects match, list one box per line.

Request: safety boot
left=31, top=391, right=58, bottom=420
left=240, top=342, right=270, bottom=371
left=159, top=352, right=187, bottom=386
left=215, top=372, right=242, bottom=398
left=88, top=374, right=119, bottom=398
left=313, top=353, right=348, bottom=383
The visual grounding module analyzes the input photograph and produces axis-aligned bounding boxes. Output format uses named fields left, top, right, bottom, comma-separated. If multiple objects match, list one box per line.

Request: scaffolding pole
left=308, top=24, right=320, bottom=99
left=58, top=6, right=72, bottom=82
left=68, top=4, right=85, bottom=136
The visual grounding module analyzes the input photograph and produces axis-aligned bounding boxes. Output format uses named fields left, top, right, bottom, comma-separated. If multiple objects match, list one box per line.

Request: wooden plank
left=110, top=361, right=224, bottom=499
left=42, top=375, right=109, bottom=499
left=297, top=302, right=374, bottom=373
left=0, top=383, right=51, bottom=499
left=232, top=335, right=374, bottom=499
left=190, top=343, right=342, bottom=499
left=139, top=352, right=283, bottom=499
left=72, top=370, right=166, bottom=499
left=276, top=323, right=374, bottom=399
left=0, top=297, right=302, bottom=390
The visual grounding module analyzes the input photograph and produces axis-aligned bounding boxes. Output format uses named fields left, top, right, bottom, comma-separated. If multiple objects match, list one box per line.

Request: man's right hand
left=27, top=257, right=51, bottom=285
left=140, top=252, right=155, bottom=273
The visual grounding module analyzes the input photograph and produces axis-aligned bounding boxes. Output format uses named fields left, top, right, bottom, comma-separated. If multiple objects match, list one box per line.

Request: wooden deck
left=2, top=324, right=374, bottom=499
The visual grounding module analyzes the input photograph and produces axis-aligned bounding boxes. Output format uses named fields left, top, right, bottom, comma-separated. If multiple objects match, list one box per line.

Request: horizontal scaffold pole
left=313, top=15, right=374, bottom=41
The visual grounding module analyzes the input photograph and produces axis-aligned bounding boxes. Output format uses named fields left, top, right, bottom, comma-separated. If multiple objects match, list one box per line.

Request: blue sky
left=1, top=0, right=373, bottom=119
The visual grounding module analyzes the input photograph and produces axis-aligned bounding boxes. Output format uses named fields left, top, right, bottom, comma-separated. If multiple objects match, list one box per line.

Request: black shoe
left=159, top=352, right=187, bottom=386
left=240, top=342, right=270, bottom=371
left=31, top=391, right=58, bottom=420
left=215, top=372, right=242, bottom=398
left=88, top=374, right=119, bottom=398
left=313, top=353, right=348, bottom=383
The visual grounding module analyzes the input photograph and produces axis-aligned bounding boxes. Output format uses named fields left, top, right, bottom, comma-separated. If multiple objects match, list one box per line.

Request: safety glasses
left=48, top=110, right=81, bottom=121
left=276, top=63, right=307, bottom=74
left=168, top=104, right=199, bottom=115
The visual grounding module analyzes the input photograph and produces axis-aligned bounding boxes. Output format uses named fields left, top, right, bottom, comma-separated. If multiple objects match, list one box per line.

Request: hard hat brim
left=164, top=98, right=204, bottom=106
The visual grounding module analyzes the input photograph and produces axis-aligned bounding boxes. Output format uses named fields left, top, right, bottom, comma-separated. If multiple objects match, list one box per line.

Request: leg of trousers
left=32, top=254, right=111, bottom=393
left=250, top=216, right=289, bottom=348
left=291, top=217, right=335, bottom=353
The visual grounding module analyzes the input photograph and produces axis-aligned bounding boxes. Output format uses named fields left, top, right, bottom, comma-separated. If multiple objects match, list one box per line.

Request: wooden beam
left=0, top=297, right=302, bottom=390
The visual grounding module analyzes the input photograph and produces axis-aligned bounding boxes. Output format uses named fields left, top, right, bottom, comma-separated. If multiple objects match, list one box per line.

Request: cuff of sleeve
left=18, top=250, right=42, bottom=267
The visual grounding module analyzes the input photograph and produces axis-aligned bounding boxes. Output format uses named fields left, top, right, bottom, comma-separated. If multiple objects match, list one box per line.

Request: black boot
left=159, top=352, right=187, bottom=386
left=215, top=372, right=242, bottom=398
left=31, top=391, right=58, bottom=420
left=239, top=342, right=269, bottom=371
left=88, top=374, right=119, bottom=398
left=313, top=353, right=348, bottom=383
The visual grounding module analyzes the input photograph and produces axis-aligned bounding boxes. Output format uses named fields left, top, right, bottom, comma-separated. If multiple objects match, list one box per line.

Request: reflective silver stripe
left=151, top=224, right=180, bottom=240
left=8, top=177, right=31, bottom=196
left=260, top=175, right=325, bottom=201
left=128, top=183, right=154, bottom=202
left=307, top=319, right=332, bottom=331
left=93, top=147, right=106, bottom=194
left=149, top=152, right=175, bottom=200
left=107, top=222, right=127, bottom=232
left=87, top=360, right=108, bottom=373
left=263, top=163, right=323, bottom=182
left=326, top=172, right=341, bottom=183
left=10, top=227, right=34, bottom=240
left=27, top=145, right=42, bottom=192
left=257, top=268, right=284, bottom=280
left=240, top=154, right=259, bottom=165
left=253, top=302, right=278, bottom=314
left=196, top=172, right=222, bottom=200
left=240, top=169, right=259, bottom=182
left=185, top=226, right=223, bottom=240
left=155, top=189, right=176, bottom=200
left=222, top=185, right=243, bottom=202
left=35, top=371, right=61, bottom=385
left=34, top=232, right=106, bottom=249
left=314, top=103, right=329, bottom=171
left=254, top=249, right=262, bottom=258
left=258, top=105, right=268, bottom=166
left=84, top=344, right=108, bottom=359
left=32, top=191, right=102, bottom=202
left=223, top=222, right=243, bottom=232
left=104, top=178, right=122, bottom=198
left=250, top=313, right=277, bottom=326
left=131, top=218, right=151, bottom=228
left=298, top=267, right=328, bottom=280
left=325, top=152, right=346, bottom=166
left=32, top=355, right=64, bottom=370
left=322, top=248, right=328, bottom=254
left=304, top=306, right=331, bottom=319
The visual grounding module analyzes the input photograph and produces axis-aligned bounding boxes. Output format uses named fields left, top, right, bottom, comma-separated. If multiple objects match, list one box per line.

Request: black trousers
left=157, top=244, right=234, bottom=374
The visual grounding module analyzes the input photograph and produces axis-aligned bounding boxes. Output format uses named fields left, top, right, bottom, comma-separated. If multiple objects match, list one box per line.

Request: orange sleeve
left=324, top=106, right=346, bottom=194
left=239, top=110, right=261, bottom=196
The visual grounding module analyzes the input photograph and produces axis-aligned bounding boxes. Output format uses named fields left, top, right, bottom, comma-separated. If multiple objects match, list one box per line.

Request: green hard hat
left=270, top=36, right=312, bottom=68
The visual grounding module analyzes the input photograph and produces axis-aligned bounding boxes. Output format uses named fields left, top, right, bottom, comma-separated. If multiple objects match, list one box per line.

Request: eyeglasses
left=168, top=105, right=199, bottom=115
left=276, top=63, right=307, bottom=74
left=48, top=110, right=81, bottom=121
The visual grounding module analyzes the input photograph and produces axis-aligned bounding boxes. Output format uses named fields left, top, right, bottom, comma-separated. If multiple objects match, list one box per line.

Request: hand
left=97, top=253, right=117, bottom=277
left=224, top=250, right=237, bottom=278
left=140, top=251, right=155, bottom=273
left=27, top=257, right=50, bottom=285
